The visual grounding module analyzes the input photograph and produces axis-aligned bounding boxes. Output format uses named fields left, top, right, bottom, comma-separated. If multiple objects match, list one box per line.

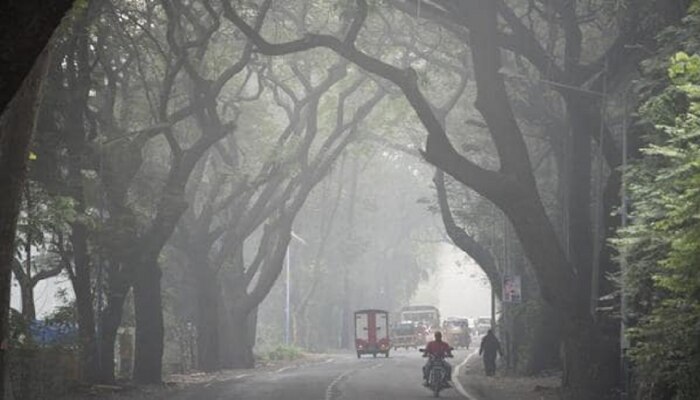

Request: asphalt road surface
left=177, top=349, right=476, bottom=400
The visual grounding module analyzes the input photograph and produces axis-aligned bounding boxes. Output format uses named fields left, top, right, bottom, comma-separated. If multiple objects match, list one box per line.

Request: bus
left=399, top=305, right=440, bottom=330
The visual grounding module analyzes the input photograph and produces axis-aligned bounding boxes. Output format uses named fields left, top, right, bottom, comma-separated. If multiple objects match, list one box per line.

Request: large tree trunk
left=65, top=7, right=99, bottom=381
left=128, top=129, right=217, bottom=381
left=561, top=97, right=620, bottom=398
left=194, top=264, right=221, bottom=372
left=0, top=47, right=51, bottom=398
left=71, top=222, right=98, bottom=382
left=132, top=257, right=164, bottom=384
left=218, top=307, right=235, bottom=368
left=461, top=2, right=609, bottom=398
left=220, top=261, right=259, bottom=369
left=527, top=301, right=562, bottom=374
left=562, top=315, right=619, bottom=400
left=221, top=304, right=256, bottom=369
left=19, top=282, right=35, bottom=322
left=565, top=96, right=595, bottom=312
left=98, top=268, right=131, bottom=383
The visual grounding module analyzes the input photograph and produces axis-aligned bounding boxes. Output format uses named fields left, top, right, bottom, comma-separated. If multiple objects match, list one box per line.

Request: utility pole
left=620, top=88, right=630, bottom=400
left=285, top=245, right=291, bottom=346
left=490, top=288, right=496, bottom=330
left=284, top=231, right=307, bottom=346
left=490, top=208, right=497, bottom=331
left=96, top=141, right=105, bottom=371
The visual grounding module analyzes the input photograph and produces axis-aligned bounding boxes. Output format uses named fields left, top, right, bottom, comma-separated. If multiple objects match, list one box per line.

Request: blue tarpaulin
left=28, top=320, right=77, bottom=346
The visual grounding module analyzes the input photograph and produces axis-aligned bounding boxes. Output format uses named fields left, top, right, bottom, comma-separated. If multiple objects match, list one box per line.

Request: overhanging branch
left=433, top=170, right=502, bottom=298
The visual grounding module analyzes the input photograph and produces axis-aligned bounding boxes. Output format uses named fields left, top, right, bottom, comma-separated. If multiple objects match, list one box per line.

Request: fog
left=412, top=244, right=491, bottom=320
left=1, top=1, right=696, bottom=400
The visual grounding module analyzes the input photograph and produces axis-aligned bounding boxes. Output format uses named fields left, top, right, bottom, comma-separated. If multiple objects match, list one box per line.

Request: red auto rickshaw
left=354, top=309, right=390, bottom=358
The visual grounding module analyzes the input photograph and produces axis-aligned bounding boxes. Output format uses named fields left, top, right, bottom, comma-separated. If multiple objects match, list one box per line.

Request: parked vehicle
left=443, top=317, right=471, bottom=349
left=354, top=309, right=390, bottom=358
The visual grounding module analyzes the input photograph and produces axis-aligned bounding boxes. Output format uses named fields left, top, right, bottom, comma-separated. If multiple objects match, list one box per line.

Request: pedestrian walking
left=479, top=329, right=502, bottom=376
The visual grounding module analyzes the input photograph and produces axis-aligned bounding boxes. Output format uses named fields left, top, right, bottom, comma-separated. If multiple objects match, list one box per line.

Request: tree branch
left=30, top=264, right=64, bottom=287
left=433, top=170, right=502, bottom=298
left=222, top=0, right=511, bottom=203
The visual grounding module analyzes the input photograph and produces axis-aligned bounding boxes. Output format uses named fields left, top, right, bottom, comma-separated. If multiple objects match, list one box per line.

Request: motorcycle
left=419, top=348, right=454, bottom=398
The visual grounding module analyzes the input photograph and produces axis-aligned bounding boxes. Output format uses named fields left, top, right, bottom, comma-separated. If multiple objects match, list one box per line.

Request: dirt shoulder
left=458, top=355, right=561, bottom=400
left=56, top=353, right=331, bottom=400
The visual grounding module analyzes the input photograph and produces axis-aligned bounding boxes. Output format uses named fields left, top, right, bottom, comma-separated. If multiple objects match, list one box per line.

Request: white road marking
left=453, top=350, right=480, bottom=400
left=324, top=369, right=354, bottom=400
left=201, top=357, right=339, bottom=390
left=203, top=373, right=251, bottom=388
left=369, top=362, right=384, bottom=370
left=323, top=361, right=383, bottom=400
left=275, top=356, right=336, bottom=374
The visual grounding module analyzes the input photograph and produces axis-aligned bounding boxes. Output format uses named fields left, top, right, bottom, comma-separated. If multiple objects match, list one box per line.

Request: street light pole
left=285, top=245, right=291, bottom=345
left=620, top=86, right=631, bottom=400
left=285, top=232, right=307, bottom=346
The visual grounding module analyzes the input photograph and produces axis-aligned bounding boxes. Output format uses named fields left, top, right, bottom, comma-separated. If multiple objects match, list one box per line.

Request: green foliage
left=263, top=345, right=305, bottom=361
left=692, top=0, right=700, bottom=15
left=15, top=182, right=76, bottom=255
left=668, top=52, right=700, bottom=84
left=73, top=0, right=89, bottom=11
left=617, top=50, right=700, bottom=400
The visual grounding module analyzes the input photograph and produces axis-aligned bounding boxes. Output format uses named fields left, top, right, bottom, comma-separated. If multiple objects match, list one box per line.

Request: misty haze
left=0, top=1, right=698, bottom=400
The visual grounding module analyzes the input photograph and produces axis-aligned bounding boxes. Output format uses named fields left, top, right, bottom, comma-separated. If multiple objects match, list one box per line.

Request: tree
left=616, top=22, right=700, bottom=398
left=210, top=60, right=384, bottom=368
left=12, top=183, right=74, bottom=322
left=0, top=48, right=52, bottom=399
left=1, top=1, right=74, bottom=394
left=28, top=2, right=107, bottom=381
left=28, top=0, right=262, bottom=382
left=434, top=170, right=501, bottom=300
left=223, top=0, right=688, bottom=397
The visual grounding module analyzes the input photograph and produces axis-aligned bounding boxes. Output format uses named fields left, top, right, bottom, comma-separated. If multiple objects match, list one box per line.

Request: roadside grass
left=259, top=345, right=306, bottom=362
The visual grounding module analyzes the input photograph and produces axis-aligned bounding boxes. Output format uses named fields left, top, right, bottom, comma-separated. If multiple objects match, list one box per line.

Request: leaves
left=15, top=182, right=76, bottom=255
left=668, top=51, right=700, bottom=84
left=618, top=46, right=700, bottom=399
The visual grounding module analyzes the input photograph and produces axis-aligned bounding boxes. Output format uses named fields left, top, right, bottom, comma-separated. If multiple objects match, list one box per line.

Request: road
left=175, top=349, right=476, bottom=400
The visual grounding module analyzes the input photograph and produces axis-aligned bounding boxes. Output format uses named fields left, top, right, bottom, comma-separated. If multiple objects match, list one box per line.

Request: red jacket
left=425, top=340, right=452, bottom=357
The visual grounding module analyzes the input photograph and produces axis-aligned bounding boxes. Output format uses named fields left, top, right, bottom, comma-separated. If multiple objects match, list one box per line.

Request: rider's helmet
left=434, top=331, right=442, bottom=341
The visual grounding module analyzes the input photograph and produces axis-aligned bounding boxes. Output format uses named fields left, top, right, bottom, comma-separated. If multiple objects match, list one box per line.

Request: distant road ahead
left=174, top=349, right=475, bottom=400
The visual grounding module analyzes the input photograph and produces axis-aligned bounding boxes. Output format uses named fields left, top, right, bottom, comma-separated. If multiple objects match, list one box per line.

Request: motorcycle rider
left=422, top=331, right=453, bottom=386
